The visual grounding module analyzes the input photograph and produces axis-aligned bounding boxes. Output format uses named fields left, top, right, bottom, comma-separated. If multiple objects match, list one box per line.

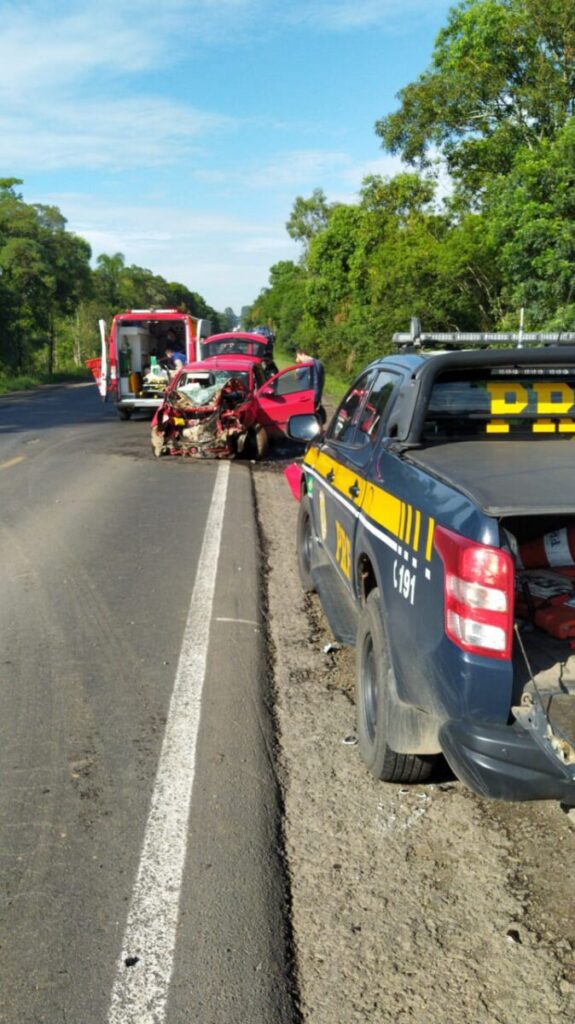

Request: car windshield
left=205, top=340, right=262, bottom=355
left=176, top=369, right=250, bottom=405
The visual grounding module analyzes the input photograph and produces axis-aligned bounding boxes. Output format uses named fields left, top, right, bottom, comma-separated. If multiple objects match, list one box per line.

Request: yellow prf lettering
left=486, top=382, right=528, bottom=415
left=335, top=521, right=351, bottom=579
left=532, top=381, right=575, bottom=415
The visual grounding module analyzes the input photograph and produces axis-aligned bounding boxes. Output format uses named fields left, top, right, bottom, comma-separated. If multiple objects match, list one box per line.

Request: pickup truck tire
left=117, top=408, right=132, bottom=420
left=356, top=589, right=434, bottom=784
left=297, top=494, right=315, bottom=593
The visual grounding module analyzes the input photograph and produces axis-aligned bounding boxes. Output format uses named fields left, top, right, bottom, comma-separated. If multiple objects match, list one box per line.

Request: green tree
left=286, top=189, right=333, bottom=250
left=249, top=260, right=307, bottom=351
left=482, top=117, right=575, bottom=326
left=376, top=0, right=575, bottom=190
left=0, top=182, right=92, bottom=372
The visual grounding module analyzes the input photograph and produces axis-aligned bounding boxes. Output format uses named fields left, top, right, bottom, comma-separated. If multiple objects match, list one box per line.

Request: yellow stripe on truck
left=363, top=484, right=404, bottom=540
left=304, top=448, right=432, bottom=554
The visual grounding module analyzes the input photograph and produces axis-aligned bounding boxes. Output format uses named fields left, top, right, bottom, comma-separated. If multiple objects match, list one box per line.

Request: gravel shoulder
left=253, top=461, right=575, bottom=1024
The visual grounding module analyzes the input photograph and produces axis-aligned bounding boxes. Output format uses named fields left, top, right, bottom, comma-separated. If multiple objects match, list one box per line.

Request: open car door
left=255, top=364, right=316, bottom=437
left=97, top=318, right=108, bottom=400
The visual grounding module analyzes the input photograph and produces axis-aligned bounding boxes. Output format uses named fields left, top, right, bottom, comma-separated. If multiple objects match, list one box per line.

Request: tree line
left=0, top=178, right=223, bottom=377
left=247, top=0, right=575, bottom=376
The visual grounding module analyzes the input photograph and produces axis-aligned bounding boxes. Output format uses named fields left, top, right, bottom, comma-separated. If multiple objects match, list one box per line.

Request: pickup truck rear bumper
left=439, top=718, right=575, bottom=802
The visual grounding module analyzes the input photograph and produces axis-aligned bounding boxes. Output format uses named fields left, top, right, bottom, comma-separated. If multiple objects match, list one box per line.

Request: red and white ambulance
left=87, top=309, right=212, bottom=419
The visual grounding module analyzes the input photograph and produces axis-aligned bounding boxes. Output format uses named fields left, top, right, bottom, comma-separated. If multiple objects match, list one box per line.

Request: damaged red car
left=150, top=355, right=316, bottom=459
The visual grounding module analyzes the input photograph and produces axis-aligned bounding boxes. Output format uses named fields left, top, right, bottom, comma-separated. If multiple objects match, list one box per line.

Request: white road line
left=0, top=455, right=25, bottom=471
left=215, top=616, right=260, bottom=628
left=107, top=461, right=230, bottom=1024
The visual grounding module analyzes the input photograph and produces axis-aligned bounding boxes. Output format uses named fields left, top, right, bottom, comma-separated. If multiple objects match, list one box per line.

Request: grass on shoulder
left=0, top=367, right=91, bottom=396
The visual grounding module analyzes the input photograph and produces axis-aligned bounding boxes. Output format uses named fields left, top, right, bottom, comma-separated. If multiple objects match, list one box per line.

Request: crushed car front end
left=151, top=365, right=256, bottom=459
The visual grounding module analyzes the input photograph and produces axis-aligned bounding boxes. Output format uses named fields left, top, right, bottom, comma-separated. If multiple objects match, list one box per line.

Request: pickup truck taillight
left=434, top=525, right=514, bottom=660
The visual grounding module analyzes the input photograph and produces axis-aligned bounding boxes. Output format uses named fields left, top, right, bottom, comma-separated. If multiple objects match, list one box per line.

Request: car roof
left=179, top=355, right=263, bottom=371
left=203, top=332, right=269, bottom=345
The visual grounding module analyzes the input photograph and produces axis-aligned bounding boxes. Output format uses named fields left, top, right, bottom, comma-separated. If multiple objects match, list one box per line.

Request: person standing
left=296, top=348, right=326, bottom=421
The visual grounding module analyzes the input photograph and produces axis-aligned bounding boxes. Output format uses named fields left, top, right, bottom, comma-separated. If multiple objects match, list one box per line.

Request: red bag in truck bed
left=534, top=595, right=575, bottom=639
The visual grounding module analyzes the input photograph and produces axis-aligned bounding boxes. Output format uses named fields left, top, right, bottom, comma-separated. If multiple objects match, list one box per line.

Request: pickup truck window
left=356, top=370, right=399, bottom=442
left=328, top=369, right=400, bottom=445
left=327, top=370, right=375, bottom=444
left=423, top=368, right=575, bottom=441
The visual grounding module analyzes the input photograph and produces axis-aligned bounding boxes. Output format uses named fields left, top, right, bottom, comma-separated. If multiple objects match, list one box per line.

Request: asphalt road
left=0, top=384, right=295, bottom=1024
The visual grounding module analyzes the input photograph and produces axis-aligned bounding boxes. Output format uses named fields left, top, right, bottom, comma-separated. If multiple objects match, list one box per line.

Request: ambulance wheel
left=356, top=589, right=435, bottom=784
left=117, top=408, right=132, bottom=420
left=297, top=494, right=315, bottom=592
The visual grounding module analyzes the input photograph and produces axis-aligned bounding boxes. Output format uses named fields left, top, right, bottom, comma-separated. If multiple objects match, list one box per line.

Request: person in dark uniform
left=296, top=348, right=326, bottom=422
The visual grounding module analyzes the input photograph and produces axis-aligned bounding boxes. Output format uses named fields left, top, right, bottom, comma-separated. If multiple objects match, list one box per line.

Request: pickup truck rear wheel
left=297, top=494, right=315, bottom=592
left=356, top=589, right=434, bottom=784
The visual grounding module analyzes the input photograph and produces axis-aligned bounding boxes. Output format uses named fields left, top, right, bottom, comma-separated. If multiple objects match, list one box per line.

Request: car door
left=254, top=364, right=316, bottom=437
left=96, top=318, right=109, bottom=399
left=309, top=369, right=402, bottom=593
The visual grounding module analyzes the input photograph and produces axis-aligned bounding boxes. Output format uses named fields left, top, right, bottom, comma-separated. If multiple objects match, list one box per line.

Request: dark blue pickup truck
left=286, top=323, right=575, bottom=803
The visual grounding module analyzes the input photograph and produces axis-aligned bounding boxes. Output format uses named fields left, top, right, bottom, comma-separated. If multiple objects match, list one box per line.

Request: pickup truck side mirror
left=286, top=413, right=322, bottom=443
left=259, top=384, right=275, bottom=398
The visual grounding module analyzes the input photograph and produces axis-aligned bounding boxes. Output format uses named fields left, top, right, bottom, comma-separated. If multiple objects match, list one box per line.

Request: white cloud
left=0, top=98, right=232, bottom=172
left=0, top=8, right=159, bottom=99
left=34, top=192, right=297, bottom=308
left=283, top=0, right=450, bottom=31
left=193, top=149, right=379, bottom=193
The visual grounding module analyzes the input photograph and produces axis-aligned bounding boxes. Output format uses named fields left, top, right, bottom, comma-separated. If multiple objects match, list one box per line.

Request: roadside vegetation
left=1, top=1, right=574, bottom=394
left=246, top=0, right=575, bottom=380
left=0, top=178, right=223, bottom=383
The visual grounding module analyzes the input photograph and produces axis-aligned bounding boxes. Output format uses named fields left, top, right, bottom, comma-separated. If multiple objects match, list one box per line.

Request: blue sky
left=0, top=0, right=454, bottom=313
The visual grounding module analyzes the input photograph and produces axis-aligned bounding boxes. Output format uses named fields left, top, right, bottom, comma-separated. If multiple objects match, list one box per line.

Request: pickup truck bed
left=406, top=441, right=575, bottom=516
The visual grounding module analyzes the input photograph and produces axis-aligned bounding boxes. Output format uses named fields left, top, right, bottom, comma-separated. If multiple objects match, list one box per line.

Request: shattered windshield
left=176, top=370, right=250, bottom=405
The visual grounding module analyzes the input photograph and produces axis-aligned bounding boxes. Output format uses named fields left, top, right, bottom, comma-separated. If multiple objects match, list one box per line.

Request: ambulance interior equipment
left=90, top=310, right=212, bottom=419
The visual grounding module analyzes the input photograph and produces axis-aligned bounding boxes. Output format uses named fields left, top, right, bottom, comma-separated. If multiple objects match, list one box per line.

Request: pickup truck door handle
left=326, top=469, right=335, bottom=484
left=349, top=481, right=360, bottom=499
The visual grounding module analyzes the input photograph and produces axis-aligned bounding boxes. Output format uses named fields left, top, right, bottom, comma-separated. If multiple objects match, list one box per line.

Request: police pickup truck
left=286, top=322, right=575, bottom=803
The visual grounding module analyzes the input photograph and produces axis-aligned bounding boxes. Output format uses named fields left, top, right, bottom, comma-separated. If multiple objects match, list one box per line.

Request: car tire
left=117, top=408, right=132, bottom=420
left=296, top=494, right=316, bottom=592
left=151, top=427, right=165, bottom=457
left=356, top=589, right=435, bottom=784
left=251, top=426, right=269, bottom=460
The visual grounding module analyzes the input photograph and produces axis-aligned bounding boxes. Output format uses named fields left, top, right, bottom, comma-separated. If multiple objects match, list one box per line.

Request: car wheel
left=296, top=494, right=316, bottom=592
left=252, top=426, right=269, bottom=460
left=356, top=589, right=435, bottom=784
left=117, top=407, right=132, bottom=420
left=151, top=427, right=165, bottom=457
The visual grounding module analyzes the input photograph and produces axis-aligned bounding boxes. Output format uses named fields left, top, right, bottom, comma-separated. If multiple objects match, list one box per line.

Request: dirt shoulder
left=253, top=461, right=575, bottom=1024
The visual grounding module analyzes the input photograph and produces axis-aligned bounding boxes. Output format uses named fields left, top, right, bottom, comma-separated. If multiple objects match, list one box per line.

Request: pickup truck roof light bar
left=393, top=318, right=575, bottom=350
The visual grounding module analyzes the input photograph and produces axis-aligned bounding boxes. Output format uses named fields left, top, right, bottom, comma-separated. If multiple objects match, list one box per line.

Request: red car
left=150, top=354, right=316, bottom=459
left=199, top=331, right=277, bottom=375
